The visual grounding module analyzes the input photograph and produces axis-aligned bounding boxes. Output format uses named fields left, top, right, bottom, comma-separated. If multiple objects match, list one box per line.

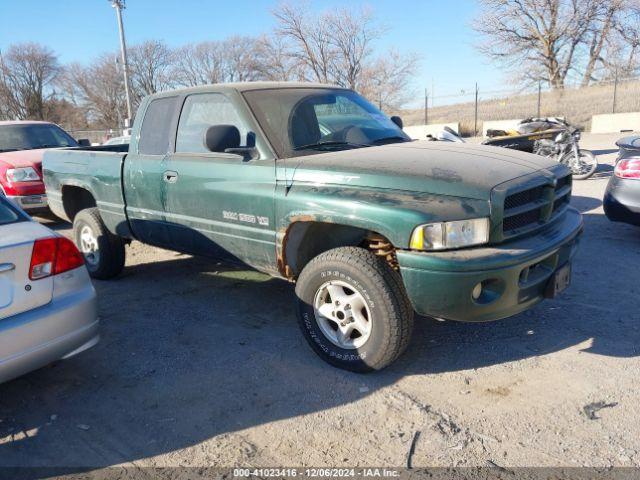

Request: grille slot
left=555, top=174, right=571, bottom=192
left=504, top=186, right=545, bottom=210
left=503, top=207, right=543, bottom=231
left=553, top=195, right=569, bottom=213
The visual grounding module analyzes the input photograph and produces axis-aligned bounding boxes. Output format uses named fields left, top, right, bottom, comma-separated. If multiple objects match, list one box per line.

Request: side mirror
left=204, top=125, right=240, bottom=153
left=77, top=138, right=91, bottom=147
left=390, top=116, right=403, bottom=129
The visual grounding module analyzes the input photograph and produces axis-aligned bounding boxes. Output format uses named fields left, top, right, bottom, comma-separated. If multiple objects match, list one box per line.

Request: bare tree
left=581, top=0, right=625, bottom=85
left=360, top=50, right=420, bottom=111
left=173, top=41, right=226, bottom=86
left=128, top=40, right=175, bottom=105
left=272, top=2, right=419, bottom=107
left=0, top=42, right=60, bottom=120
left=606, top=0, right=640, bottom=77
left=59, top=54, right=126, bottom=128
left=273, top=3, right=337, bottom=83
left=474, top=0, right=631, bottom=89
left=253, top=35, right=304, bottom=81
left=325, top=7, right=380, bottom=89
left=172, top=37, right=262, bottom=87
left=223, top=36, right=263, bottom=82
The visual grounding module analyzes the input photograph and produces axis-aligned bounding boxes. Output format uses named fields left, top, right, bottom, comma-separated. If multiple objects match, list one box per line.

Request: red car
left=0, top=121, right=86, bottom=213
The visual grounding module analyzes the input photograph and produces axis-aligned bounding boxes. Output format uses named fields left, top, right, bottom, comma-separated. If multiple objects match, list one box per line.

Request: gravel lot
left=1, top=133, right=639, bottom=470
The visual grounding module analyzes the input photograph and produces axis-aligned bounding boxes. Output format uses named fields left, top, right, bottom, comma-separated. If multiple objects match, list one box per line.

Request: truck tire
left=73, top=207, right=125, bottom=280
left=295, top=247, right=414, bottom=372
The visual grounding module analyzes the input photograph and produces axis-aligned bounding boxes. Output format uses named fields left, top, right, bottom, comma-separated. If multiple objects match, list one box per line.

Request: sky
left=0, top=0, right=503, bottom=107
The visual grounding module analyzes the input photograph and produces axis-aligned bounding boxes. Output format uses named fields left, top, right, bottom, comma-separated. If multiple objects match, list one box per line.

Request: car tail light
left=614, top=158, right=640, bottom=179
left=29, top=238, right=57, bottom=280
left=29, top=237, right=85, bottom=280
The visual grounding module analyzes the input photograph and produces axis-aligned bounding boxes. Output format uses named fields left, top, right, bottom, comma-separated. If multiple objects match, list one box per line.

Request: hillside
left=397, top=79, right=640, bottom=135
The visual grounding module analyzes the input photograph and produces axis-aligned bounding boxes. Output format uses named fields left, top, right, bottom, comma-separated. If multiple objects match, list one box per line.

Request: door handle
left=0, top=263, right=15, bottom=273
left=163, top=171, right=179, bottom=184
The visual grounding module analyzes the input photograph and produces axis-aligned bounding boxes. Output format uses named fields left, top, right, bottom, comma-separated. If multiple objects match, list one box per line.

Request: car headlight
left=410, top=218, right=490, bottom=250
left=6, top=167, right=39, bottom=183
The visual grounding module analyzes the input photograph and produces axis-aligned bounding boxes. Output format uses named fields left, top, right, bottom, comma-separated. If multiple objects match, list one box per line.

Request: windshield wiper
left=371, top=136, right=411, bottom=145
left=293, top=140, right=368, bottom=151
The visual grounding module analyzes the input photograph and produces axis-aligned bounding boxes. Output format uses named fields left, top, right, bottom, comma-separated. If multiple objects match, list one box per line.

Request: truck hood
left=0, top=148, right=47, bottom=169
left=287, top=141, right=558, bottom=200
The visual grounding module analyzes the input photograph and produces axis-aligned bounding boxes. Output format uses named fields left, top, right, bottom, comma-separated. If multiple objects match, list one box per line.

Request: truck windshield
left=0, top=197, right=22, bottom=225
left=0, top=124, right=79, bottom=153
left=243, top=88, right=410, bottom=158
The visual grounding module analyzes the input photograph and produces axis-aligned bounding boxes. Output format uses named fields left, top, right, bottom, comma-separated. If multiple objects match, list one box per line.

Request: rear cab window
left=137, top=96, right=180, bottom=155
left=0, top=197, right=25, bottom=225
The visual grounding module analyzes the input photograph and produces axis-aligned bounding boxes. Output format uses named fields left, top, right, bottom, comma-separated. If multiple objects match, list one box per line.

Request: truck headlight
left=410, top=218, right=490, bottom=250
left=6, top=167, right=39, bottom=183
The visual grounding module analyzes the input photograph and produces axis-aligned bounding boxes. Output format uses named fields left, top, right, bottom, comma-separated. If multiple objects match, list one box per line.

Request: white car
left=103, top=135, right=130, bottom=146
left=0, top=196, right=98, bottom=383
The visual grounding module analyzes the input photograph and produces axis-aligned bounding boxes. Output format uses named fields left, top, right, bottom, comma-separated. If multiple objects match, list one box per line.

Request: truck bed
left=43, top=146, right=132, bottom=237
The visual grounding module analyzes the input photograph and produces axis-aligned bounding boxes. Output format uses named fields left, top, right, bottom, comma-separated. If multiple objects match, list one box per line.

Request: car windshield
left=243, top=88, right=411, bottom=158
left=0, top=197, right=22, bottom=225
left=0, top=124, right=78, bottom=152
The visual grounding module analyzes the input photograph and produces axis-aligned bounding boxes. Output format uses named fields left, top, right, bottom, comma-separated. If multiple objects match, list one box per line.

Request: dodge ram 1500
left=43, top=82, right=583, bottom=372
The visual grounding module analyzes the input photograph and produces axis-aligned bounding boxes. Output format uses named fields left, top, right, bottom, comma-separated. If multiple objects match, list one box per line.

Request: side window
left=138, top=96, right=179, bottom=155
left=176, top=93, right=249, bottom=154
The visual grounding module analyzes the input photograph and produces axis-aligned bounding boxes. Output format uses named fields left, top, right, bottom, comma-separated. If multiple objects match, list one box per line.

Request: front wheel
left=561, top=149, right=598, bottom=180
left=295, top=247, right=414, bottom=372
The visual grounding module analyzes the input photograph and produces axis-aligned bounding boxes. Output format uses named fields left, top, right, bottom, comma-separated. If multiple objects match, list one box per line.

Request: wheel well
left=281, top=222, right=398, bottom=278
left=61, top=186, right=97, bottom=221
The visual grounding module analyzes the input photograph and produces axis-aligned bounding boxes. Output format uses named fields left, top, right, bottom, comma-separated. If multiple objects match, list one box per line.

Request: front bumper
left=5, top=193, right=48, bottom=213
left=397, top=207, right=583, bottom=322
left=603, top=175, right=640, bottom=226
left=0, top=274, right=98, bottom=384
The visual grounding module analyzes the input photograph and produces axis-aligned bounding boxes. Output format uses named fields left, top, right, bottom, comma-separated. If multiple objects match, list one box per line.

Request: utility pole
left=110, top=0, right=133, bottom=129
left=537, top=81, right=542, bottom=118
left=424, top=88, right=428, bottom=125
left=474, top=83, right=479, bottom=137
left=612, top=68, right=619, bottom=114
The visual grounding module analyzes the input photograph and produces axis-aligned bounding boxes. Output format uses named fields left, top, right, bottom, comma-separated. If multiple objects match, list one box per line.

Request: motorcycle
left=532, top=127, right=598, bottom=180
left=431, top=119, right=598, bottom=180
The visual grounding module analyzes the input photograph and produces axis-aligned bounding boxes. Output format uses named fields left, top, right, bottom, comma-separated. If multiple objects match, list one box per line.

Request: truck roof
left=150, top=81, right=349, bottom=98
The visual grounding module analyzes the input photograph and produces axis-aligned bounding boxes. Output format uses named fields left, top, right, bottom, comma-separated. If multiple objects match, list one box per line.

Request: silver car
left=0, top=196, right=98, bottom=383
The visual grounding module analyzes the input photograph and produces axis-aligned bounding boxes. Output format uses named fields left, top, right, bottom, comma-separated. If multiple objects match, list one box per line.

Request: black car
left=603, top=136, right=640, bottom=226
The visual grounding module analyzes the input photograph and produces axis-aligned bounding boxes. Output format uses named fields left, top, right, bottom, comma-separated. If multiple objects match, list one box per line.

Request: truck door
left=123, top=95, right=180, bottom=249
left=162, top=92, right=277, bottom=272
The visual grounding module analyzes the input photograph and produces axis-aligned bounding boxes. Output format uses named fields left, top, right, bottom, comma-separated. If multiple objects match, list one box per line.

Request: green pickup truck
left=43, top=82, right=583, bottom=372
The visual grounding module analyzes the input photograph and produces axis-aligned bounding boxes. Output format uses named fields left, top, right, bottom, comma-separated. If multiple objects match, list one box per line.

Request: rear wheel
left=295, top=247, right=414, bottom=372
left=562, top=149, right=598, bottom=180
left=73, top=208, right=125, bottom=279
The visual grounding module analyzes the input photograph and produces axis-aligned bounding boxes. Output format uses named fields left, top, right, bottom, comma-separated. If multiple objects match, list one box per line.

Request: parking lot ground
left=1, top=133, right=639, bottom=470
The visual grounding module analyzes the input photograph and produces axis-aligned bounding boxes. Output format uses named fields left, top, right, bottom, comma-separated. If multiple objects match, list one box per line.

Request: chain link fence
left=399, top=76, right=640, bottom=136
left=65, top=128, right=122, bottom=145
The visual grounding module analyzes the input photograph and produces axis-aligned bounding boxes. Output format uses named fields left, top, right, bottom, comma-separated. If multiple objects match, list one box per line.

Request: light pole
left=110, top=0, right=133, bottom=129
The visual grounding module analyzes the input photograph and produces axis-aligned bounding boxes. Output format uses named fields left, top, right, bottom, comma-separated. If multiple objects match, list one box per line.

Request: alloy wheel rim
left=79, top=225, right=100, bottom=266
left=313, top=280, right=373, bottom=350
